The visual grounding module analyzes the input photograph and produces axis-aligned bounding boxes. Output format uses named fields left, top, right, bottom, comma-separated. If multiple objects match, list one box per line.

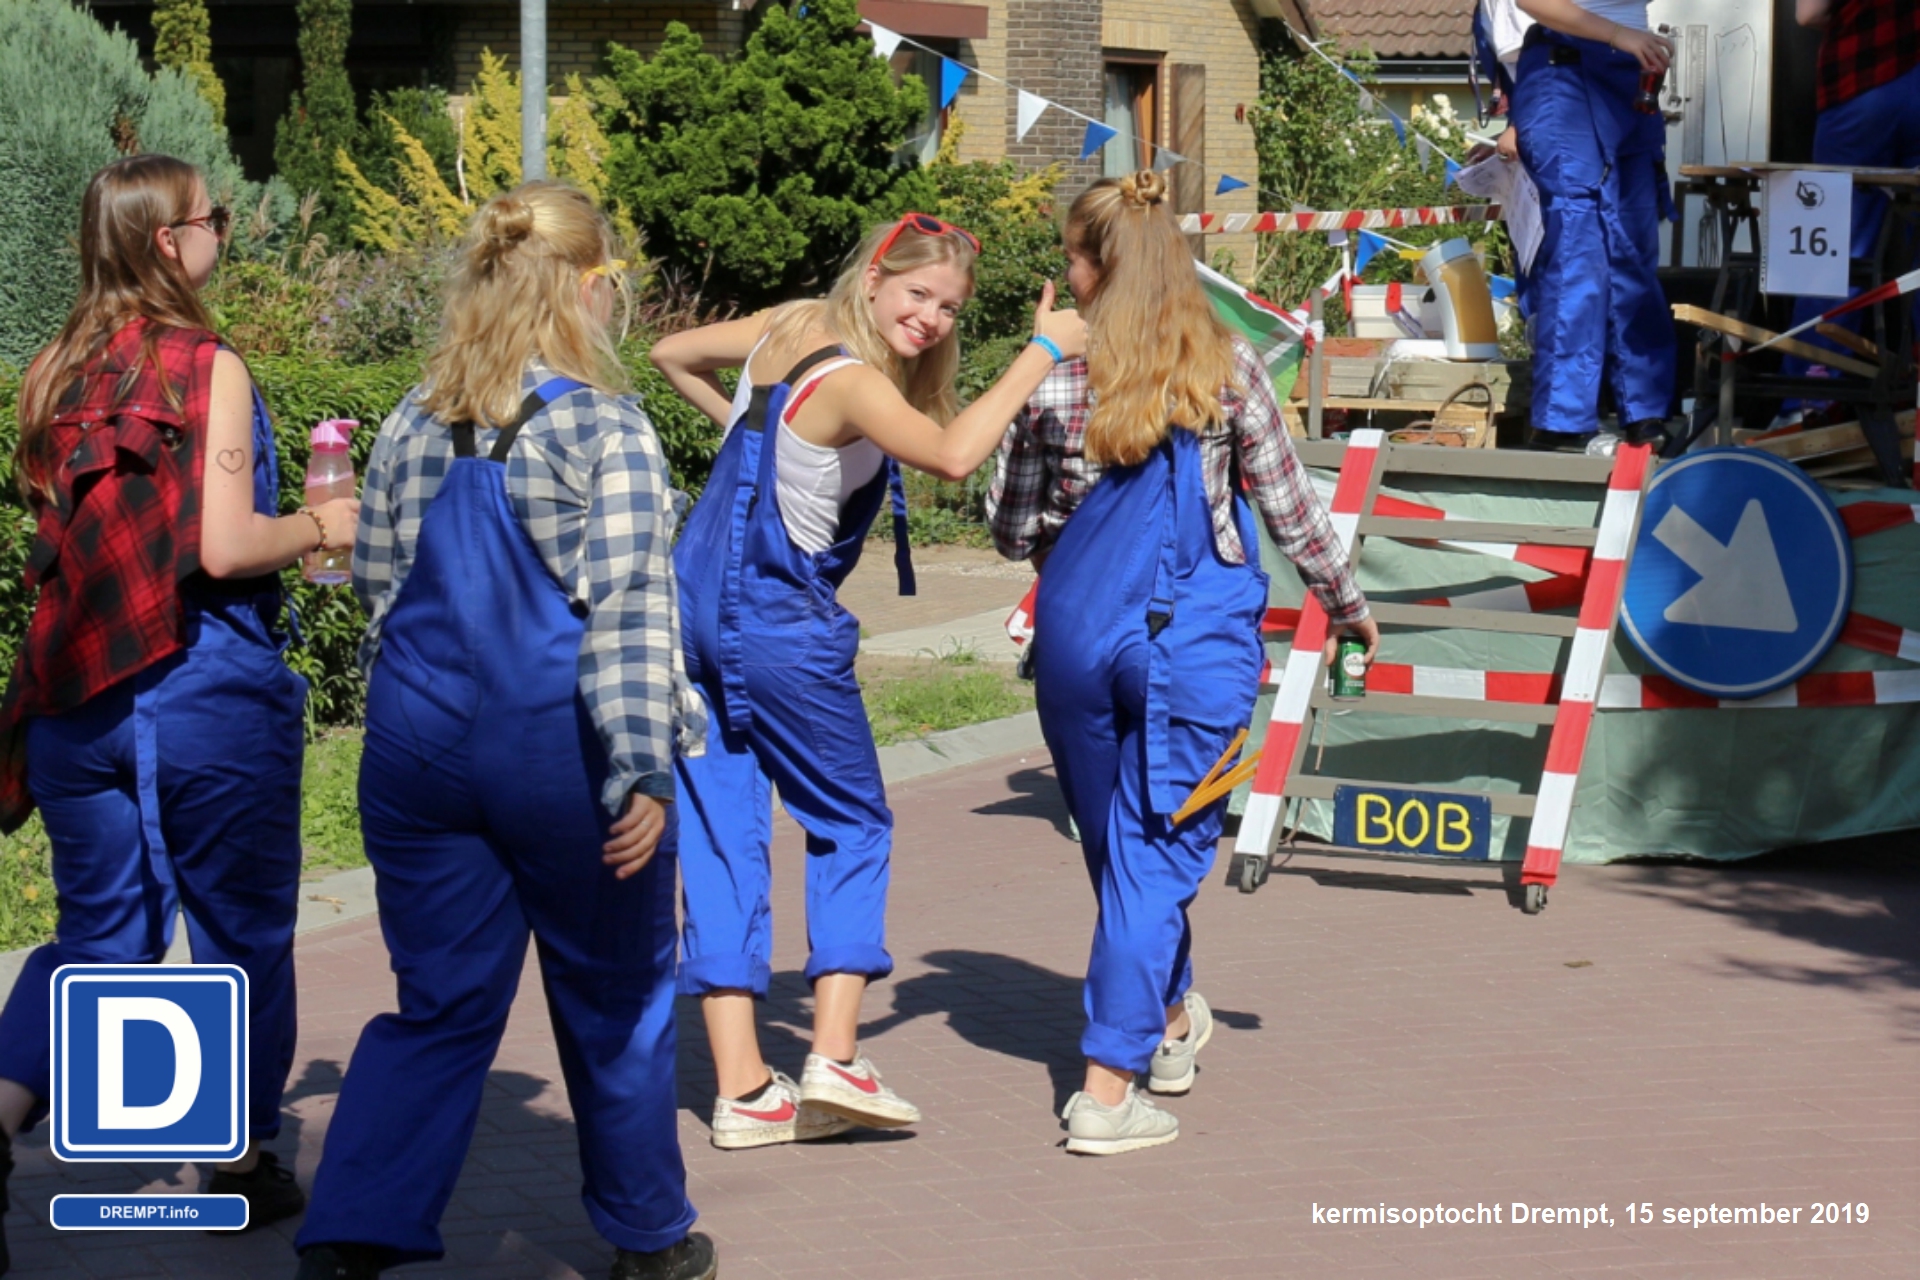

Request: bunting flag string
left=939, top=58, right=970, bottom=110
left=1080, top=121, right=1118, bottom=160
left=1216, top=174, right=1250, bottom=196
left=1015, top=89, right=1048, bottom=142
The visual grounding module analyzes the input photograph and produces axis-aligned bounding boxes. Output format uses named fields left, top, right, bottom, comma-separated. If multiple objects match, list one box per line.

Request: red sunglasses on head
left=872, top=212, right=980, bottom=265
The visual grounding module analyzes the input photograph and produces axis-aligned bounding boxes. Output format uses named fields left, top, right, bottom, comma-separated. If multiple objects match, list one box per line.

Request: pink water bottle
left=303, top=419, right=356, bottom=585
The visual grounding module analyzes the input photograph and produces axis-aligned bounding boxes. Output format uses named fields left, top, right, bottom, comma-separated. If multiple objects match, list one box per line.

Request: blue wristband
left=1029, top=334, right=1064, bottom=363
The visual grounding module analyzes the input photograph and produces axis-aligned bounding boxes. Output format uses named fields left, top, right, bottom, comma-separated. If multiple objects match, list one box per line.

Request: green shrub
left=0, top=816, right=56, bottom=952
left=351, top=87, right=461, bottom=201
left=601, top=0, right=933, bottom=311
left=152, top=0, right=225, bottom=124
left=0, top=0, right=258, bottom=366
left=274, top=0, right=356, bottom=246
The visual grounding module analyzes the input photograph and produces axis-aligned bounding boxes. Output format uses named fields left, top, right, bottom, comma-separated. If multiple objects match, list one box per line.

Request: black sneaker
left=2, top=1126, right=13, bottom=1277
left=1525, top=428, right=1592, bottom=453
left=206, top=1148, right=306, bottom=1231
left=294, top=1243, right=390, bottom=1279
left=609, top=1231, right=718, bottom=1280
left=1624, top=418, right=1671, bottom=453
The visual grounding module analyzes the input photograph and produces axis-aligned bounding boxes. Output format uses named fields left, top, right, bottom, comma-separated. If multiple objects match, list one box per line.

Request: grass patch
left=858, top=651, right=1032, bottom=747
left=0, top=817, right=56, bottom=953
left=301, top=728, right=367, bottom=876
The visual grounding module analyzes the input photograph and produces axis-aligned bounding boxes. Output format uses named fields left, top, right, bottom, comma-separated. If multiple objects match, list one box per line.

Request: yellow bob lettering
left=1395, top=799, right=1431, bottom=849
left=1356, top=793, right=1394, bottom=844
left=1435, top=802, right=1473, bottom=853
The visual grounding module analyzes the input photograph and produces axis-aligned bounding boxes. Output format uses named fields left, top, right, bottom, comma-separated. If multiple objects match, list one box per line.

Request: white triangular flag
left=870, top=23, right=903, bottom=60
left=1152, top=147, right=1180, bottom=172
left=1358, top=89, right=1374, bottom=114
left=1416, top=135, right=1433, bottom=168
left=1016, top=90, right=1049, bottom=141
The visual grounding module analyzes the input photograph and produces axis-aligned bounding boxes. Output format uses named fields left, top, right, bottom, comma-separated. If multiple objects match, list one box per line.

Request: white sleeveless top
left=1570, top=0, right=1648, bottom=32
left=727, top=341, right=885, bottom=556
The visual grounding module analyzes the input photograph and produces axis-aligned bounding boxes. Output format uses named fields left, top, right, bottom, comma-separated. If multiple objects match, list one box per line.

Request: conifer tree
left=152, top=0, right=225, bottom=124
left=602, top=0, right=932, bottom=309
left=274, top=0, right=355, bottom=243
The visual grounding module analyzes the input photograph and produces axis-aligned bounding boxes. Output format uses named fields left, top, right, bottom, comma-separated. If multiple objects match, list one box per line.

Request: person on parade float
left=0, top=155, right=359, bottom=1273
left=985, top=171, right=1378, bottom=1155
left=1513, top=0, right=1678, bottom=455
left=648, top=214, right=1085, bottom=1151
left=293, top=183, right=711, bottom=1280
left=1777, top=0, right=1920, bottom=422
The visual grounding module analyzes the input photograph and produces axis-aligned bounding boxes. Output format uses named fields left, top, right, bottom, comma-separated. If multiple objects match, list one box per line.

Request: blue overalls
left=673, top=347, right=912, bottom=999
left=0, top=389, right=304, bottom=1137
left=1034, top=427, right=1268, bottom=1074
left=1513, top=26, right=1676, bottom=435
left=296, top=381, right=695, bottom=1264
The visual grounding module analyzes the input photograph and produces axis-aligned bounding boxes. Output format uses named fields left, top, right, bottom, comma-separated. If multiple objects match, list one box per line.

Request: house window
left=892, top=43, right=956, bottom=167
left=1103, top=57, right=1160, bottom=177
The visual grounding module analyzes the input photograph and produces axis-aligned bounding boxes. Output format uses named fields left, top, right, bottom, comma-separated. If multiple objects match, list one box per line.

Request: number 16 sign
left=1761, top=169, right=1852, bottom=299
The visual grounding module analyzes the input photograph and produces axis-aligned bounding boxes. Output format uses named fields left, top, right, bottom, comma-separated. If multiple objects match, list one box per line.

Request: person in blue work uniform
left=986, top=171, right=1377, bottom=1155
left=1514, top=0, right=1678, bottom=453
left=0, top=155, right=359, bottom=1272
left=650, top=216, right=1085, bottom=1150
left=293, top=184, right=711, bottom=1280
left=1778, top=0, right=1920, bottom=422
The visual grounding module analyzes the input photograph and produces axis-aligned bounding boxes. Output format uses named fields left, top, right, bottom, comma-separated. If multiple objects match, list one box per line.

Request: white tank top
left=1571, top=0, right=1648, bottom=32
left=726, top=340, right=885, bottom=556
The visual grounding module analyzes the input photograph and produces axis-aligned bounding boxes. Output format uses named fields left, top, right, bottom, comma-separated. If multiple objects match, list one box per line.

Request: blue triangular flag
left=1489, top=274, right=1518, bottom=299
left=1386, top=111, right=1406, bottom=145
left=939, top=58, right=970, bottom=109
left=1080, top=120, right=1119, bottom=159
left=1444, top=158, right=1462, bottom=188
left=1215, top=174, right=1249, bottom=195
left=1354, top=231, right=1385, bottom=274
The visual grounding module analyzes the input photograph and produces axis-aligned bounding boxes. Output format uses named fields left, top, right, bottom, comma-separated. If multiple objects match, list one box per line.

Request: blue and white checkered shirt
left=352, top=362, right=705, bottom=814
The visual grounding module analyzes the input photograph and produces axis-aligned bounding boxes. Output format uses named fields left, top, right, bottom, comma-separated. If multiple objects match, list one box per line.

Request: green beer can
left=1330, top=636, right=1368, bottom=701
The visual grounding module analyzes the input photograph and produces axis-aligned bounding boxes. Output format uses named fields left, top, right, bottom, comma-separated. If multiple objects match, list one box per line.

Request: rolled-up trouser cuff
left=677, top=952, right=772, bottom=998
left=803, top=944, right=893, bottom=987
left=1081, top=1019, right=1160, bottom=1077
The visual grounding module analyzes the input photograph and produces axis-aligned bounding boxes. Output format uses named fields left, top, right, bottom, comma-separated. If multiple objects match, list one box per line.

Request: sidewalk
left=4, top=745, right=1915, bottom=1278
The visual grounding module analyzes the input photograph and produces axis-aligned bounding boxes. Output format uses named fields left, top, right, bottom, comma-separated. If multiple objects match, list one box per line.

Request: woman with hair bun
left=987, top=172, right=1376, bottom=1155
left=650, top=214, right=1083, bottom=1151
left=294, top=183, right=711, bottom=1280
left=0, top=154, right=355, bottom=1268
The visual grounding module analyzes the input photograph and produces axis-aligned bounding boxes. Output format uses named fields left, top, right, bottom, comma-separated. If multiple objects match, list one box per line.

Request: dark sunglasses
left=872, top=212, right=980, bottom=265
left=172, top=205, right=231, bottom=239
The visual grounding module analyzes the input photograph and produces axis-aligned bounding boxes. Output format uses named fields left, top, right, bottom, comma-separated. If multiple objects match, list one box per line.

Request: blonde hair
left=1064, top=171, right=1240, bottom=468
left=17, top=155, right=217, bottom=501
left=421, top=182, right=629, bottom=428
left=761, top=218, right=977, bottom=424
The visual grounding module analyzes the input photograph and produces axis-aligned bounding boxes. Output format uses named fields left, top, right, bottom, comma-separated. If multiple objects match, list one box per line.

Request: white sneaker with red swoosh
left=710, top=1071, right=852, bottom=1150
left=798, top=1052, right=923, bottom=1128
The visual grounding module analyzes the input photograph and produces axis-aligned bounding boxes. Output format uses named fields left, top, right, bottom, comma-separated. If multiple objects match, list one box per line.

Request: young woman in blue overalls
left=1513, top=0, right=1677, bottom=452
left=651, top=216, right=1085, bottom=1149
left=294, top=185, right=709, bottom=1280
left=987, top=172, right=1376, bottom=1155
left=0, top=156, right=360, bottom=1270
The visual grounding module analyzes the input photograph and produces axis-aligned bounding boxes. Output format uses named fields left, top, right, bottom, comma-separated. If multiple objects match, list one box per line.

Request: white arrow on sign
left=1653, top=499, right=1800, bottom=633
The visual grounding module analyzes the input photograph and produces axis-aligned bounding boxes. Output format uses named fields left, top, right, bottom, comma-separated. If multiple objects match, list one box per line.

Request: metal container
left=1330, top=636, right=1368, bottom=701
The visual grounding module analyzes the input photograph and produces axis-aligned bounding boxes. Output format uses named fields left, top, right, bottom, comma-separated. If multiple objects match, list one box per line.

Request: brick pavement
left=4, top=749, right=1916, bottom=1278
left=836, top=544, right=1031, bottom=639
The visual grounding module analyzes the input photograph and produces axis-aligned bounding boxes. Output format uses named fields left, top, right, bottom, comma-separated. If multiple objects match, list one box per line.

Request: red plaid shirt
left=0, top=319, right=219, bottom=830
left=986, top=339, right=1368, bottom=625
left=1817, top=0, right=1920, bottom=111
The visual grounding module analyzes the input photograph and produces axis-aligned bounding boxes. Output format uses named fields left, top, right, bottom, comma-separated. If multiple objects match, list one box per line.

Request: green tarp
left=1237, top=470, right=1920, bottom=861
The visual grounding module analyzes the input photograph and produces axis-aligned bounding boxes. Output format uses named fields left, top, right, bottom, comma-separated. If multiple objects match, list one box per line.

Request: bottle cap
left=311, top=419, right=357, bottom=449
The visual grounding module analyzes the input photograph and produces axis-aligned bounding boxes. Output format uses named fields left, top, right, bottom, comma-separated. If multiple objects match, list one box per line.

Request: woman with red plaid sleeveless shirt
left=0, top=156, right=361, bottom=1268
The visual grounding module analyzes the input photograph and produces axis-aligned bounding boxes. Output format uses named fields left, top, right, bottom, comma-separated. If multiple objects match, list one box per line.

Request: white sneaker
left=798, top=1052, right=922, bottom=1128
left=1584, top=428, right=1625, bottom=458
left=710, top=1070, right=852, bottom=1150
left=1148, top=991, right=1215, bottom=1095
left=1061, top=1085, right=1179, bottom=1156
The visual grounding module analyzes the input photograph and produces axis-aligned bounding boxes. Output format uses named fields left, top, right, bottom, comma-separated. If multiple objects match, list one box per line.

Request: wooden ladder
left=1228, top=429, right=1656, bottom=914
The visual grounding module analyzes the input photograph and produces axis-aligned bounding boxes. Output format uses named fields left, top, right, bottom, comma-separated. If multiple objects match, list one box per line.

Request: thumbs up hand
left=1032, top=280, right=1087, bottom=361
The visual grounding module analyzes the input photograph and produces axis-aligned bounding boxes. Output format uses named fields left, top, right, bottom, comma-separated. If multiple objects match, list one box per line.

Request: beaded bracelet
left=300, top=506, right=327, bottom=552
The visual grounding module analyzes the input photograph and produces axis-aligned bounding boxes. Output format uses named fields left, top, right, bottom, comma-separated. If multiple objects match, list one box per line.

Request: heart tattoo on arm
left=214, top=448, right=247, bottom=475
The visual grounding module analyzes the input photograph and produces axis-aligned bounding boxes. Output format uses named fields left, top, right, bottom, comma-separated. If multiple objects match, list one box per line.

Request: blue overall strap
left=887, top=458, right=917, bottom=597
left=450, top=376, right=587, bottom=461
left=1143, top=435, right=1182, bottom=817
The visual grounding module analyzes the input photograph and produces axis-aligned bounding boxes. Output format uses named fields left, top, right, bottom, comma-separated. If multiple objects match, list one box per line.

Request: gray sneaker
left=1062, top=1085, right=1179, bottom=1155
left=1148, top=991, right=1214, bottom=1095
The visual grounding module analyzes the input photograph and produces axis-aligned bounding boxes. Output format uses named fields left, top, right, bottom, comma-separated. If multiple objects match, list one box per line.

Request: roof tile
left=1309, top=0, right=1475, bottom=60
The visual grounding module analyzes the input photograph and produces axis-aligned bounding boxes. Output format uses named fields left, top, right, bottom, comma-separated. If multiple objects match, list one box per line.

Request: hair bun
left=474, top=195, right=535, bottom=269
left=1122, top=170, right=1169, bottom=209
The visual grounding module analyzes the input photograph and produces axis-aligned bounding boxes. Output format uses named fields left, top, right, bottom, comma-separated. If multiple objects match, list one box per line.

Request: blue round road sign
left=1620, top=448, right=1852, bottom=698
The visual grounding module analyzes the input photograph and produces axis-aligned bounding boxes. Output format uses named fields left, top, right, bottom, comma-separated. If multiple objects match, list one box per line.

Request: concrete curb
left=0, top=710, right=1049, bottom=999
